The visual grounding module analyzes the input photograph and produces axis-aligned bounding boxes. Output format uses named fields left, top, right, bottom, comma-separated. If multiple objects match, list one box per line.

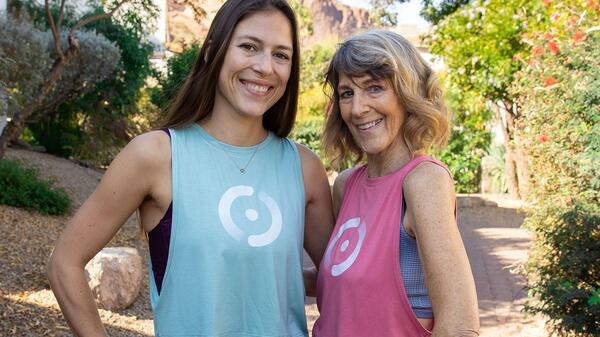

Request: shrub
left=292, top=119, right=324, bottom=158
left=298, top=43, right=335, bottom=121
left=432, top=79, right=492, bottom=193
left=10, top=0, right=156, bottom=166
left=511, top=1, right=600, bottom=335
left=0, top=159, right=71, bottom=215
left=0, top=16, right=120, bottom=116
left=0, top=15, right=50, bottom=116
left=151, top=43, right=200, bottom=112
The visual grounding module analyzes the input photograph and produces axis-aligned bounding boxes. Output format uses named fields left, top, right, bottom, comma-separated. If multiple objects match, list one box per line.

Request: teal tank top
left=149, top=124, right=308, bottom=337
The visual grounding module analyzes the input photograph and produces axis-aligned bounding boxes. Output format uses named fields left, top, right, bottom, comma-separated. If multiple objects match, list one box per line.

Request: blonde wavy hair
left=322, top=29, right=449, bottom=169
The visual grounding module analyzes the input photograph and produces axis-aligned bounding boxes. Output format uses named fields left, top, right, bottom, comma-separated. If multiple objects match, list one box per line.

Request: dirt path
left=0, top=148, right=546, bottom=336
left=456, top=195, right=545, bottom=337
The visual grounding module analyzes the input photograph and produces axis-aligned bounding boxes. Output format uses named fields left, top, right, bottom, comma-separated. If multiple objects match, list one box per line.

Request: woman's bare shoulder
left=120, top=130, right=171, bottom=169
left=404, top=161, right=453, bottom=197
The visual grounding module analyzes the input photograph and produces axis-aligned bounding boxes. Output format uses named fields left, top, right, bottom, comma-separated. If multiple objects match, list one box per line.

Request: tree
left=14, top=0, right=157, bottom=163
left=0, top=0, right=154, bottom=159
left=372, top=0, right=471, bottom=25
left=369, top=0, right=398, bottom=27
left=425, top=0, right=550, bottom=198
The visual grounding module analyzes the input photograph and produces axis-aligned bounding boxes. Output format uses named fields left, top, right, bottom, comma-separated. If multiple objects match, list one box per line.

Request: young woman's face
left=214, top=9, right=293, bottom=120
left=338, top=74, right=407, bottom=156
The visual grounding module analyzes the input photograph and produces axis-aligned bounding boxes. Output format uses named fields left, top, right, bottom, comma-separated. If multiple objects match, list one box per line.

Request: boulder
left=85, top=247, right=142, bottom=310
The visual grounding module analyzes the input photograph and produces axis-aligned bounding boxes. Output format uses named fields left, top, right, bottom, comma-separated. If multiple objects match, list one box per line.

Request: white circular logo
left=218, top=185, right=282, bottom=247
left=323, top=217, right=367, bottom=277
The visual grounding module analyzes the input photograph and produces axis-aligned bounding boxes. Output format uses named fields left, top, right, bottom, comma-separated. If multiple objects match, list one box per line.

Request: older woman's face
left=338, top=74, right=406, bottom=156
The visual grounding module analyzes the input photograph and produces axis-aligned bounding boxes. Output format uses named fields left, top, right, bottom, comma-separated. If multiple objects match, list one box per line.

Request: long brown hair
left=322, top=30, right=450, bottom=169
left=160, top=0, right=300, bottom=137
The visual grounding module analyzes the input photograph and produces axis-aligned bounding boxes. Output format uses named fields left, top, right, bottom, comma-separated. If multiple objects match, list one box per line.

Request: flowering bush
left=511, top=1, right=600, bottom=334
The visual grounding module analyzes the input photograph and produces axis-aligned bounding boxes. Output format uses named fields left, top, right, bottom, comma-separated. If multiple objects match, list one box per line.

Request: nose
left=350, top=92, right=369, bottom=118
left=252, top=53, right=274, bottom=76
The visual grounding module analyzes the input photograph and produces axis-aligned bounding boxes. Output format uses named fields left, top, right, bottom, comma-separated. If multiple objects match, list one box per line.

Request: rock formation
left=300, top=0, right=371, bottom=46
left=165, top=0, right=372, bottom=51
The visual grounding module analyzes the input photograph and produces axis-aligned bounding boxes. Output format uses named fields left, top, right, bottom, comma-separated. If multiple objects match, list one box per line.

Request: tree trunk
left=0, top=86, right=7, bottom=137
left=492, top=102, right=520, bottom=199
left=0, top=57, right=68, bottom=159
left=513, top=134, right=531, bottom=200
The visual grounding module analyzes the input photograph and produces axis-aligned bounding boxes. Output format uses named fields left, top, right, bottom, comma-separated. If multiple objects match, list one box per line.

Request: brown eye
left=239, top=43, right=257, bottom=51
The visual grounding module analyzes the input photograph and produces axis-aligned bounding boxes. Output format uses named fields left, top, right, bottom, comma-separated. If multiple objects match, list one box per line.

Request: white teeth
left=243, top=81, right=270, bottom=93
left=357, top=118, right=383, bottom=130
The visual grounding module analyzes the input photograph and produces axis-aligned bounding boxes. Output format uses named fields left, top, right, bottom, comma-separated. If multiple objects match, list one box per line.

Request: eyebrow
left=235, top=35, right=293, bottom=52
left=338, top=76, right=379, bottom=91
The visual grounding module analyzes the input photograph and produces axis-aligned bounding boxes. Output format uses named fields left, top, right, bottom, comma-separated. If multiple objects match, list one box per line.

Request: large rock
left=85, top=247, right=142, bottom=310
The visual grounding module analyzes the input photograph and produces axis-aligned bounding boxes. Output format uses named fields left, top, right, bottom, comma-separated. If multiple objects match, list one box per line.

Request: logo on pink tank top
left=323, top=217, right=367, bottom=276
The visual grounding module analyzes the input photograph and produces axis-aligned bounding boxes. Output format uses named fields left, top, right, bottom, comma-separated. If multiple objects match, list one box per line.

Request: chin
left=361, top=143, right=390, bottom=156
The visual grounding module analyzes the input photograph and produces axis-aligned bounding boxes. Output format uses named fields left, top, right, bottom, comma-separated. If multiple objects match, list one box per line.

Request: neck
left=199, top=113, right=267, bottom=147
left=366, top=138, right=413, bottom=178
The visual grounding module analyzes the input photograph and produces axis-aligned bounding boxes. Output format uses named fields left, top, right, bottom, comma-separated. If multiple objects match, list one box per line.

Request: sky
left=338, top=0, right=430, bottom=29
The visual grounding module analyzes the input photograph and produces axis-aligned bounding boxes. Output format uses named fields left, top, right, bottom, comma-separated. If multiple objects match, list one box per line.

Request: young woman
left=47, top=1, right=333, bottom=336
left=312, top=30, right=479, bottom=337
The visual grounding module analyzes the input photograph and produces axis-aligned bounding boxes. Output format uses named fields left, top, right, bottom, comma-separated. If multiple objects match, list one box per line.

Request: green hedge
left=0, top=160, right=71, bottom=215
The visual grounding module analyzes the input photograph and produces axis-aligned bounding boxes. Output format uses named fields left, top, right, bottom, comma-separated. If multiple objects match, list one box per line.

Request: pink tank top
left=313, top=156, right=449, bottom=337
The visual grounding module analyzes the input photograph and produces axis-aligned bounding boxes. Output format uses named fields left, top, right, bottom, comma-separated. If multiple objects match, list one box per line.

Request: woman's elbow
left=434, top=315, right=480, bottom=337
left=46, top=251, right=62, bottom=286
left=46, top=249, right=75, bottom=287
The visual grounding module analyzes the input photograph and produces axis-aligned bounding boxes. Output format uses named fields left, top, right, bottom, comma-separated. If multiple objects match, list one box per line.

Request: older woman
left=313, top=30, right=479, bottom=337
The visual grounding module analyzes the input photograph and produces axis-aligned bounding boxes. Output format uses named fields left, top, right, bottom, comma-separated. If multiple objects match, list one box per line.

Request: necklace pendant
left=240, top=168, right=245, bottom=173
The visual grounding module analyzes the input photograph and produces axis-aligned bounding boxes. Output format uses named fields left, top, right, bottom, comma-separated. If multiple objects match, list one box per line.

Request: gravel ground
left=1, top=148, right=153, bottom=337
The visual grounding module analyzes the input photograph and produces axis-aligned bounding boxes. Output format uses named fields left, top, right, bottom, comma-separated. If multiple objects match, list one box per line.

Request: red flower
left=532, top=45, right=544, bottom=55
left=568, top=15, right=579, bottom=26
left=545, top=32, right=554, bottom=40
left=573, top=31, right=586, bottom=43
left=548, top=41, right=560, bottom=54
left=545, top=77, right=558, bottom=86
left=537, top=135, right=550, bottom=143
left=544, top=0, right=552, bottom=6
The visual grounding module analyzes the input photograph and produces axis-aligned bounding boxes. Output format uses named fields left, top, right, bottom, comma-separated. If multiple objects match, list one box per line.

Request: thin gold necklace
left=219, top=140, right=263, bottom=174
left=199, top=123, right=266, bottom=174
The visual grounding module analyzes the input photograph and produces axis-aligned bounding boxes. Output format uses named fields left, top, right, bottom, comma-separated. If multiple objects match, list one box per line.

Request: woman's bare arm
left=47, top=131, right=170, bottom=336
left=296, top=144, right=334, bottom=296
left=404, top=162, right=479, bottom=337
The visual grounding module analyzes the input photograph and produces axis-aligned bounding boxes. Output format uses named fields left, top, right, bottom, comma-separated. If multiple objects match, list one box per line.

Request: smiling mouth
left=357, top=118, right=383, bottom=130
left=241, top=80, right=272, bottom=95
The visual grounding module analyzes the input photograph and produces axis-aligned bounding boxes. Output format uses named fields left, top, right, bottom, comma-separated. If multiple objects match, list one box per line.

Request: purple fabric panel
left=147, top=128, right=172, bottom=294
left=148, top=203, right=172, bottom=293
